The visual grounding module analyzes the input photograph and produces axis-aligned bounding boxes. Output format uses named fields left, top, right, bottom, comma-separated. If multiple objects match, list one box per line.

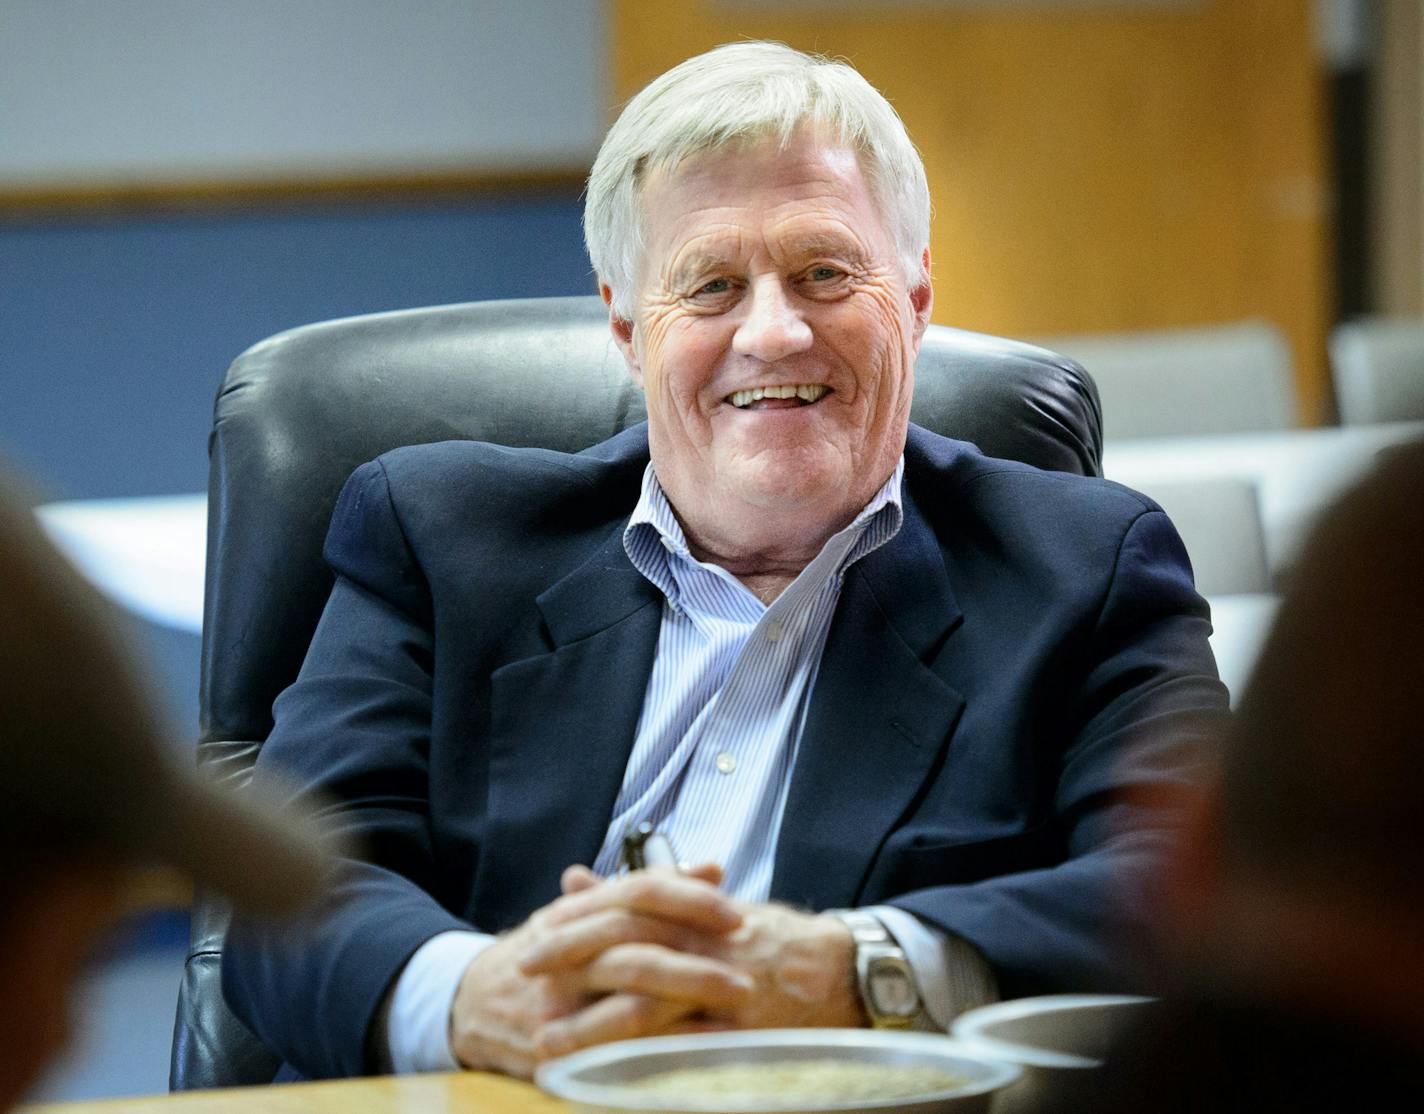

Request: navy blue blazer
left=224, top=423, right=1228, bottom=1080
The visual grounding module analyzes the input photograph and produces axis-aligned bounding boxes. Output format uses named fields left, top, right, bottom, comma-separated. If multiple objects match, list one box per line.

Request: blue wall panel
left=1, top=194, right=594, bottom=499
left=1, top=193, right=595, bottom=745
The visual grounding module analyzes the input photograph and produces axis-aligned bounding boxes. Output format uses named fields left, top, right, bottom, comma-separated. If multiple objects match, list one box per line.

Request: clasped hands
left=449, top=863, right=864, bottom=1078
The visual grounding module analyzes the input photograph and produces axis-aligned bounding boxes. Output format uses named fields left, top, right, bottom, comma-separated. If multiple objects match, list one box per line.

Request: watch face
left=868, top=960, right=919, bottom=1016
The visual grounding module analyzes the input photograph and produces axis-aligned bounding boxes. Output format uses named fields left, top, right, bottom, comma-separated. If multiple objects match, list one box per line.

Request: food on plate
left=627, top=1058, right=969, bottom=1104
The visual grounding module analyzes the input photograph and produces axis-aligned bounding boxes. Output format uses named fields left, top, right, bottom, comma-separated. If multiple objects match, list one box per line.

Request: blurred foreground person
left=0, top=471, right=332, bottom=1109
left=1055, top=439, right=1424, bottom=1111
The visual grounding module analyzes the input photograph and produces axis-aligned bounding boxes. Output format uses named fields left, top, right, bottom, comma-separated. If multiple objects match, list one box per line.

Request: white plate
left=536, top=1028, right=1021, bottom=1114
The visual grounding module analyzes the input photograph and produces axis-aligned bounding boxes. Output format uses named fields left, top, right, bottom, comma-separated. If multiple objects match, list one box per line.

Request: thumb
left=560, top=864, right=602, bottom=895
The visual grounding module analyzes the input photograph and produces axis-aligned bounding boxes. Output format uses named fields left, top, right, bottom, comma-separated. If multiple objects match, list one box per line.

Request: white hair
left=584, top=41, right=932, bottom=318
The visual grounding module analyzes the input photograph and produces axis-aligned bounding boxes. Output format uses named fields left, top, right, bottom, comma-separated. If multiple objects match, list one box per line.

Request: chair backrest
left=1330, top=316, right=1424, bottom=426
left=170, top=295, right=1102, bottom=1090
left=1032, top=320, right=1298, bottom=440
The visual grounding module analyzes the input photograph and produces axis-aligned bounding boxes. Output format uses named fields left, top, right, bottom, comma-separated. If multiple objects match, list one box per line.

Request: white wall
left=0, top=0, right=607, bottom=186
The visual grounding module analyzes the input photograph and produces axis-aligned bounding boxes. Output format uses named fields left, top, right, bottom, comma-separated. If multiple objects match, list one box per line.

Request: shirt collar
left=623, top=457, right=905, bottom=609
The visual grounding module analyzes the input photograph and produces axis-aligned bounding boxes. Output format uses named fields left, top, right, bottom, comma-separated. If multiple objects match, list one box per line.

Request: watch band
left=825, top=908, right=923, bottom=1029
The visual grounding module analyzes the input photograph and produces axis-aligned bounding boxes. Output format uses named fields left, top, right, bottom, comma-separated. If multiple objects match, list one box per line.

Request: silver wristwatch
left=825, top=909, right=922, bottom=1029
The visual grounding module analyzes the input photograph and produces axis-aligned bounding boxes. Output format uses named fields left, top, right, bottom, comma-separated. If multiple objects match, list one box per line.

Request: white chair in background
left=1104, top=422, right=1424, bottom=704
left=1122, top=476, right=1273, bottom=706
left=1131, top=477, right=1270, bottom=598
left=1330, top=316, right=1424, bottom=425
left=1104, top=421, right=1424, bottom=583
left=1033, top=320, right=1298, bottom=441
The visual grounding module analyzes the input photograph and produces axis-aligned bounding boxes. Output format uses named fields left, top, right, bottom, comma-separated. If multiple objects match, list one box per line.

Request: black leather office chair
left=169, top=294, right=1102, bottom=1090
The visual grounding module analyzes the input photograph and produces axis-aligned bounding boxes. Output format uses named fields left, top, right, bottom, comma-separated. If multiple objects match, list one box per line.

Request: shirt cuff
left=868, top=905, right=998, bottom=1031
left=385, top=930, right=497, bottom=1073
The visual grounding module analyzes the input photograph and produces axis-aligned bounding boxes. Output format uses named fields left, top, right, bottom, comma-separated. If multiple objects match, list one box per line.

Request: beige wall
left=613, top=0, right=1333, bottom=423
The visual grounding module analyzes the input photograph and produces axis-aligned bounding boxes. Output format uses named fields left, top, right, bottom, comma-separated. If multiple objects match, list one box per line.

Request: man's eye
left=695, top=278, right=732, bottom=296
left=807, top=266, right=843, bottom=282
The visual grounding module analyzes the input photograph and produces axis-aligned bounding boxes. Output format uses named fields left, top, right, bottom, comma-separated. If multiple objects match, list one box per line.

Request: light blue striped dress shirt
left=588, top=456, right=905, bottom=899
left=384, top=458, right=995, bottom=1072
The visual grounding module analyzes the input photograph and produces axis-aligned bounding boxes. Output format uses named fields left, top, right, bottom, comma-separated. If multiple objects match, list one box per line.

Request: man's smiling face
left=606, top=128, right=932, bottom=559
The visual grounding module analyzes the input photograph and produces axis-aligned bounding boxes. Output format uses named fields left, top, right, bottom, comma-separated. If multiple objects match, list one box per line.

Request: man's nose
left=732, top=280, right=813, bottom=363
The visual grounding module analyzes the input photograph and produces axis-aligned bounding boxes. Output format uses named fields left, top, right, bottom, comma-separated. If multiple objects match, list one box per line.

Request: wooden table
left=19, top=1073, right=570, bottom=1114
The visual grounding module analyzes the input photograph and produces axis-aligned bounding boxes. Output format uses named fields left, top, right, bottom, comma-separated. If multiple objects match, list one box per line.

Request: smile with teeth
left=727, top=383, right=831, bottom=408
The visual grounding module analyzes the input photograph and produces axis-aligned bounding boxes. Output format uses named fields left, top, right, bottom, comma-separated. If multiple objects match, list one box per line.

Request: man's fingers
left=556, top=862, right=722, bottom=899
left=581, top=943, right=754, bottom=1007
left=519, top=909, right=705, bottom=974
left=542, top=869, right=741, bottom=934
left=534, top=993, right=693, bottom=1060
left=560, top=864, right=601, bottom=895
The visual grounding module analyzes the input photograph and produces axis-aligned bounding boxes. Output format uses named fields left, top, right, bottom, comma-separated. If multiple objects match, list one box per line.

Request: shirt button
left=715, top=752, right=737, bottom=775
left=765, top=620, right=783, bottom=642
left=661, top=537, right=676, bottom=552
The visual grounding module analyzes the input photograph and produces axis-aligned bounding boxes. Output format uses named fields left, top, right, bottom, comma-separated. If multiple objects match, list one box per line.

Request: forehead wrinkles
left=656, top=219, right=750, bottom=285
left=654, top=204, right=875, bottom=289
left=636, top=139, right=889, bottom=287
left=763, top=206, right=875, bottom=264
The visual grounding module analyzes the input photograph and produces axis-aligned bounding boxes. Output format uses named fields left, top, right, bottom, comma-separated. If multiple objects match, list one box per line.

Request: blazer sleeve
left=223, top=459, right=473, bottom=1080
left=886, top=505, right=1229, bottom=996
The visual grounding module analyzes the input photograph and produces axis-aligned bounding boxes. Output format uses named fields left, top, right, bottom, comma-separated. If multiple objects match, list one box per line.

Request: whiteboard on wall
left=0, top=0, right=607, bottom=188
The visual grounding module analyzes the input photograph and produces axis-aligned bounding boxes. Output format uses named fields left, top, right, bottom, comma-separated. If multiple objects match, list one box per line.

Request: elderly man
left=224, top=42, right=1226, bottom=1081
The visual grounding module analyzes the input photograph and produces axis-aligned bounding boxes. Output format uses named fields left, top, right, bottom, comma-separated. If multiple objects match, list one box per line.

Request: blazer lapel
left=473, top=523, right=663, bottom=929
left=771, top=490, right=967, bottom=911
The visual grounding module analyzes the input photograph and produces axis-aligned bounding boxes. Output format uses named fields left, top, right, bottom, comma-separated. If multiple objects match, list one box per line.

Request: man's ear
left=909, top=248, right=934, bottom=346
left=600, top=283, right=643, bottom=388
